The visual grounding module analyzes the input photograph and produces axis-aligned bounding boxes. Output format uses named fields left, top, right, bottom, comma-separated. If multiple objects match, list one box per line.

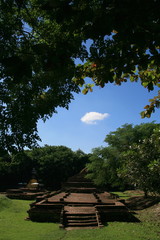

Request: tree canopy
left=86, top=122, right=160, bottom=195
left=0, top=145, right=89, bottom=190
left=0, top=0, right=160, bottom=151
left=119, top=125, right=160, bottom=196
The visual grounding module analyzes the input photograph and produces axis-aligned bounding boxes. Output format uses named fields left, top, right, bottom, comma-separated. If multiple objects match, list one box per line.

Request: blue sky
left=37, top=81, right=159, bottom=154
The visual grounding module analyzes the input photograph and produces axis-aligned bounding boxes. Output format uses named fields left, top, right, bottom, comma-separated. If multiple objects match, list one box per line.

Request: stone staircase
left=61, top=168, right=97, bottom=193
left=61, top=206, right=103, bottom=230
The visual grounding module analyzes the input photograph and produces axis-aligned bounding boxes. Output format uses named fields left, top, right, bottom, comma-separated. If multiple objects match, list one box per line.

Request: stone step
left=67, top=222, right=98, bottom=227
left=62, top=203, right=103, bottom=229
left=66, top=215, right=96, bottom=219
left=66, top=226, right=98, bottom=230
left=65, top=205, right=95, bottom=211
left=64, top=182, right=94, bottom=187
left=67, top=219, right=97, bottom=223
left=63, top=188, right=97, bottom=193
left=65, top=212, right=95, bottom=216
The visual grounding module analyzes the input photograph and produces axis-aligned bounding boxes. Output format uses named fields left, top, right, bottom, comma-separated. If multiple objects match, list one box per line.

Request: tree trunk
left=144, top=190, right=148, bottom=198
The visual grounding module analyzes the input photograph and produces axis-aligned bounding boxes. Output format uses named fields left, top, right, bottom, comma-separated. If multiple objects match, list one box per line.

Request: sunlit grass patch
left=0, top=197, right=65, bottom=240
left=111, top=190, right=144, bottom=200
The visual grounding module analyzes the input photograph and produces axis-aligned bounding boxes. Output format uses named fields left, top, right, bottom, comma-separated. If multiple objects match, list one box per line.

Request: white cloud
left=81, top=112, right=110, bottom=124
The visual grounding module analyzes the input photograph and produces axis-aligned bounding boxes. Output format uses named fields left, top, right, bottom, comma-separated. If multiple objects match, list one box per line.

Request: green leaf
left=142, top=82, right=149, bottom=87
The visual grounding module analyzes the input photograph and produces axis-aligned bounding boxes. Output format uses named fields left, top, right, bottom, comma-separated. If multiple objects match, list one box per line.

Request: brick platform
left=27, top=169, right=135, bottom=229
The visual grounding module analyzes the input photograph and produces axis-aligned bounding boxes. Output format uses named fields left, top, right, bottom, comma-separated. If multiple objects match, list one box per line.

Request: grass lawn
left=111, top=190, right=144, bottom=200
left=0, top=194, right=160, bottom=240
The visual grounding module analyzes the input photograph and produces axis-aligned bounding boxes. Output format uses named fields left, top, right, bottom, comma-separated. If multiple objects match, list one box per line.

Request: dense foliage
left=27, top=145, right=89, bottom=189
left=0, top=145, right=89, bottom=190
left=0, top=0, right=160, bottom=151
left=0, top=0, right=80, bottom=152
left=120, top=127, right=160, bottom=196
left=87, top=122, right=160, bottom=195
left=86, top=147, right=122, bottom=189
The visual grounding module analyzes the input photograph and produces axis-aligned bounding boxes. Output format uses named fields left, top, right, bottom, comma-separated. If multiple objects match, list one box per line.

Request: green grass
left=0, top=194, right=159, bottom=240
left=0, top=195, right=65, bottom=240
left=111, top=190, right=144, bottom=199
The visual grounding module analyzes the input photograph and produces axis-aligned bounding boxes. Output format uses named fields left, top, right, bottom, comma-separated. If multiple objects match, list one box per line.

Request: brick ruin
left=27, top=169, right=136, bottom=229
left=6, top=168, right=48, bottom=200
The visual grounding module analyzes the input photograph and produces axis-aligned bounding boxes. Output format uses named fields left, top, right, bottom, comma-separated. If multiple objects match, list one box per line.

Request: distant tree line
left=0, top=122, right=159, bottom=196
left=0, top=145, right=89, bottom=191
left=86, top=122, right=160, bottom=196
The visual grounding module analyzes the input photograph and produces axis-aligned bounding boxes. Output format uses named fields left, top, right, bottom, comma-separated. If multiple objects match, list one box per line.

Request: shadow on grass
left=126, top=196, right=160, bottom=210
